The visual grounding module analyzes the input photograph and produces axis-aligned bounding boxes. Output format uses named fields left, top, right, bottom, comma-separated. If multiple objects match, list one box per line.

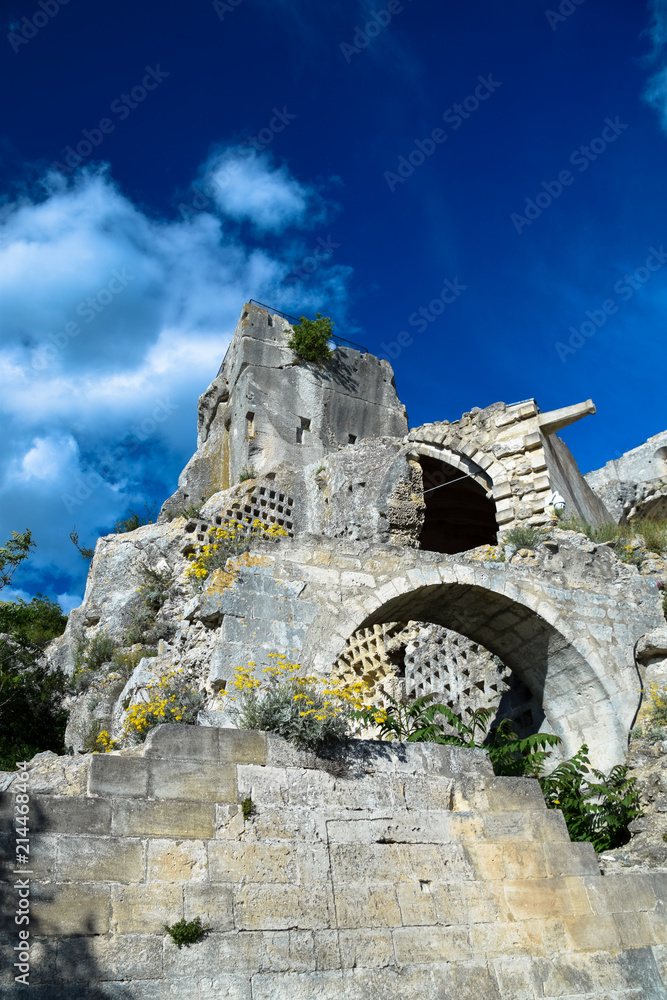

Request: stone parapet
left=1, top=726, right=666, bottom=998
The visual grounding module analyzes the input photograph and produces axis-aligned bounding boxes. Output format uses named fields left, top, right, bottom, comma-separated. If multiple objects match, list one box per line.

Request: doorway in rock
left=418, top=456, right=498, bottom=554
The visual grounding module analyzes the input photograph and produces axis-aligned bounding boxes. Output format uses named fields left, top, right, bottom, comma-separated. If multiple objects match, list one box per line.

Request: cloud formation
left=644, top=0, right=667, bottom=129
left=0, top=152, right=352, bottom=606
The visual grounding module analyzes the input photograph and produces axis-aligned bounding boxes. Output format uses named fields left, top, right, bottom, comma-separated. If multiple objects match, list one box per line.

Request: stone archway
left=416, top=453, right=499, bottom=554
left=299, top=556, right=646, bottom=770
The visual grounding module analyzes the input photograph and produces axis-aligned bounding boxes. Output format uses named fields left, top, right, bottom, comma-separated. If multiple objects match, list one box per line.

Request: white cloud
left=0, top=153, right=352, bottom=600
left=56, top=592, right=83, bottom=614
left=202, top=149, right=320, bottom=232
left=644, top=1, right=667, bottom=129
left=12, top=434, right=79, bottom=484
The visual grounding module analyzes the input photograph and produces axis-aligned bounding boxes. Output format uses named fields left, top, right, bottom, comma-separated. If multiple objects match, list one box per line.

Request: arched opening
left=654, top=446, right=667, bottom=476
left=335, top=619, right=542, bottom=738
left=311, top=574, right=629, bottom=767
left=418, top=456, right=498, bottom=554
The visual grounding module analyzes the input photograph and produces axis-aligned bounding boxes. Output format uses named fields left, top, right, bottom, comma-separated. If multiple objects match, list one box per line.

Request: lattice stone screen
left=181, top=487, right=294, bottom=555
left=336, top=621, right=539, bottom=732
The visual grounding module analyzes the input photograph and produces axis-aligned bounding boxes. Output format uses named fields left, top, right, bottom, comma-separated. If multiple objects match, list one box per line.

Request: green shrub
left=0, top=594, right=67, bottom=648
left=115, top=501, right=159, bottom=534
left=124, top=563, right=172, bottom=644
left=75, top=633, right=117, bottom=674
left=238, top=466, right=258, bottom=483
left=504, top=526, right=546, bottom=550
left=558, top=516, right=666, bottom=556
left=241, top=796, right=254, bottom=819
left=0, top=535, right=68, bottom=769
left=352, top=694, right=640, bottom=852
left=0, top=530, right=34, bottom=590
left=287, top=313, right=334, bottom=363
left=632, top=518, right=667, bottom=554
left=112, top=646, right=158, bottom=680
left=539, top=745, right=640, bottom=852
left=164, top=917, right=207, bottom=947
left=122, top=671, right=204, bottom=742
left=69, top=526, right=95, bottom=560
left=228, top=657, right=353, bottom=752
left=0, top=635, right=69, bottom=769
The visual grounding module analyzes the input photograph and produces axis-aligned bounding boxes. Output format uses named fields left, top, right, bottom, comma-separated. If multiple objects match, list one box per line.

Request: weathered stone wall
left=2, top=727, right=666, bottom=999
left=586, top=429, right=667, bottom=524
left=49, top=515, right=664, bottom=771
left=409, top=397, right=610, bottom=534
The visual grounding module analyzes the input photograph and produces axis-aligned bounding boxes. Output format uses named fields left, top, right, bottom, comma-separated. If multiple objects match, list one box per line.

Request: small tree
left=0, top=530, right=34, bottom=591
left=287, top=313, right=334, bottom=363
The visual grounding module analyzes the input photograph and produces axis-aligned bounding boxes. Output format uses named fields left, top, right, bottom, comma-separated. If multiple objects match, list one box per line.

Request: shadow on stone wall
left=0, top=789, right=118, bottom=999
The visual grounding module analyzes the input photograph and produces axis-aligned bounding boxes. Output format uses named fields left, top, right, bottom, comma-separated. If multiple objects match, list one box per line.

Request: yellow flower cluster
left=94, top=730, right=119, bottom=753
left=186, top=519, right=288, bottom=583
left=122, top=670, right=193, bottom=740
left=226, top=653, right=370, bottom=722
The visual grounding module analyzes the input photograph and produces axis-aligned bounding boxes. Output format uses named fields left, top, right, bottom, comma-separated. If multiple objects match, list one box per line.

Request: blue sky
left=1, top=0, right=667, bottom=609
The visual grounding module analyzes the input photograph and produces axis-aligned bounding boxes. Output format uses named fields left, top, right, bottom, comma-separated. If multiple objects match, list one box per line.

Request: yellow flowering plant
left=224, top=654, right=369, bottom=751
left=186, top=519, right=289, bottom=590
left=93, top=730, right=119, bottom=753
left=122, top=670, right=203, bottom=742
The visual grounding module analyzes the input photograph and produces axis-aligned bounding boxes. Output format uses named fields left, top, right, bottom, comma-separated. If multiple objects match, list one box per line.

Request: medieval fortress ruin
left=4, top=301, right=667, bottom=997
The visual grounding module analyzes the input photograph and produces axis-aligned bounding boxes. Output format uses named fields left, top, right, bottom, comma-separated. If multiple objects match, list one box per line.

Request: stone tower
left=161, top=302, right=408, bottom=514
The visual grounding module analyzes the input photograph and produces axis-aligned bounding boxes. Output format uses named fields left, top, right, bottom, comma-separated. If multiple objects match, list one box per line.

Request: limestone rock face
left=41, top=301, right=666, bottom=768
left=161, top=303, right=409, bottom=515
left=586, top=428, right=667, bottom=524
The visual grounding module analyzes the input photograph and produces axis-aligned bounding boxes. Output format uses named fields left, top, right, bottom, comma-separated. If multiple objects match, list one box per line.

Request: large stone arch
left=298, top=552, right=647, bottom=770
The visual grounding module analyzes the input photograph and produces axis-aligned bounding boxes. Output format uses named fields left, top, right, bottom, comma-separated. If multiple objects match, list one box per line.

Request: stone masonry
left=2, top=726, right=667, bottom=999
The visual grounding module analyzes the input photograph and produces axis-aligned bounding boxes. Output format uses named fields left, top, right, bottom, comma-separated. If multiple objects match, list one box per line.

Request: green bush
left=229, top=658, right=352, bottom=752
left=124, top=563, right=172, bottom=644
left=164, top=917, right=207, bottom=948
left=632, top=518, right=667, bottom=554
left=115, top=501, right=159, bottom=534
left=0, top=530, right=34, bottom=590
left=539, top=745, right=640, bottom=853
left=234, top=676, right=349, bottom=751
left=504, top=526, right=546, bottom=550
left=0, top=534, right=68, bottom=769
left=0, top=594, right=67, bottom=648
left=287, top=313, right=334, bottom=363
left=558, top=516, right=667, bottom=556
left=352, top=694, right=640, bottom=852
left=0, top=636, right=69, bottom=769
left=238, top=466, right=258, bottom=483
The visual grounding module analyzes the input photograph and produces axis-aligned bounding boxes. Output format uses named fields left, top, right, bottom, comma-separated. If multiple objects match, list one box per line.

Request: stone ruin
left=4, top=301, right=667, bottom=997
